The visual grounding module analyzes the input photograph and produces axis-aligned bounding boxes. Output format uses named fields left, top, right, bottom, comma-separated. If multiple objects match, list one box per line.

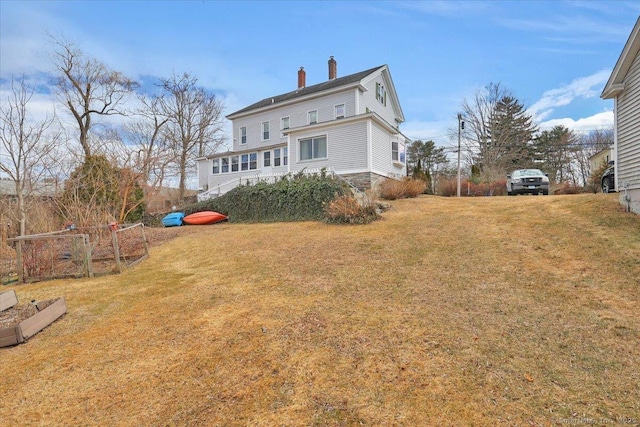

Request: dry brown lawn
left=1, top=194, right=638, bottom=426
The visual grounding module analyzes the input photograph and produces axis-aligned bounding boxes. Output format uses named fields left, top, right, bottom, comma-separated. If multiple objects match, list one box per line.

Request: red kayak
left=183, top=211, right=227, bottom=225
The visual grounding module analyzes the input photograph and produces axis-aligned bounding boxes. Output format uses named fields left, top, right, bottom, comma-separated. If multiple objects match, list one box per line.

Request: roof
left=601, top=17, right=640, bottom=99
left=227, top=65, right=385, bottom=118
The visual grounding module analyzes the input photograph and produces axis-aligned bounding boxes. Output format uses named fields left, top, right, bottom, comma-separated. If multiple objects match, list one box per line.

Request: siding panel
left=617, top=50, right=640, bottom=189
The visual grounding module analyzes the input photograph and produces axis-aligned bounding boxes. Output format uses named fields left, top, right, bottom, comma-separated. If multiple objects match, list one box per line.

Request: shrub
left=323, top=195, right=380, bottom=225
left=184, top=173, right=348, bottom=223
left=554, top=182, right=585, bottom=195
left=437, top=178, right=507, bottom=197
left=378, top=178, right=426, bottom=200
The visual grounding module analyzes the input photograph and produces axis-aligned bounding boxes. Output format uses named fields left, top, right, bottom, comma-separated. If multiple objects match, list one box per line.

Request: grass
left=1, top=193, right=639, bottom=426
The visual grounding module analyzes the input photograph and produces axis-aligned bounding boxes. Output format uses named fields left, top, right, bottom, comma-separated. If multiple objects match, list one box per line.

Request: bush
left=554, top=182, right=585, bottom=195
left=378, top=178, right=426, bottom=200
left=437, top=178, right=507, bottom=197
left=184, top=173, right=348, bottom=223
left=323, top=195, right=380, bottom=225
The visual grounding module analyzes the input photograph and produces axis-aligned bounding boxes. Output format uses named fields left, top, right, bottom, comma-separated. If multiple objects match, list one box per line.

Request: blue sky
left=1, top=0, right=638, bottom=150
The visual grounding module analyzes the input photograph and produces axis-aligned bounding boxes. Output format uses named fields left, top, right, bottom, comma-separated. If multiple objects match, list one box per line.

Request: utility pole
left=457, top=113, right=464, bottom=197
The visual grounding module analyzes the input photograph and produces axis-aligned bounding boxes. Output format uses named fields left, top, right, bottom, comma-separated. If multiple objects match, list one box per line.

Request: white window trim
left=308, top=110, right=318, bottom=125
left=392, top=140, right=406, bottom=165
left=335, top=103, right=345, bottom=119
left=298, top=134, right=328, bottom=162
left=240, top=127, right=247, bottom=144
left=281, top=116, right=290, bottom=130
left=262, top=121, right=270, bottom=141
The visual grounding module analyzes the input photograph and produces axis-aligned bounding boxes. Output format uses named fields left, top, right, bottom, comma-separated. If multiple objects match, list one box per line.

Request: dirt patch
left=0, top=298, right=60, bottom=328
left=144, top=226, right=202, bottom=247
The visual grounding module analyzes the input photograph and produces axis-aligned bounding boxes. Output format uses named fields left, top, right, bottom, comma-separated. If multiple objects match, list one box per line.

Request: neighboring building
left=588, top=146, right=614, bottom=176
left=196, top=57, right=409, bottom=200
left=601, top=17, right=640, bottom=214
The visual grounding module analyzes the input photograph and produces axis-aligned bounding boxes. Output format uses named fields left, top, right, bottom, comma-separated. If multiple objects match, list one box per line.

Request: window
left=212, top=159, right=220, bottom=174
left=308, top=110, right=318, bottom=124
left=376, top=83, right=386, bottom=106
left=281, top=117, right=289, bottom=130
left=250, top=153, right=257, bottom=169
left=262, top=121, right=270, bottom=140
left=283, top=147, right=288, bottom=165
left=240, top=127, right=247, bottom=144
left=264, top=151, right=271, bottom=167
left=241, top=154, right=249, bottom=171
left=392, top=141, right=406, bottom=164
left=300, top=136, right=327, bottom=161
left=335, top=104, right=345, bottom=119
left=231, top=156, right=239, bottom=172
left=221, top=157, right=229, bottom=173
left=274, top=148, right=281, bottom=166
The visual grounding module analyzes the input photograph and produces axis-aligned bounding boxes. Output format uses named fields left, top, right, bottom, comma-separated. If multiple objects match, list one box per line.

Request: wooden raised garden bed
left=0, top=290, right=66, bottom=348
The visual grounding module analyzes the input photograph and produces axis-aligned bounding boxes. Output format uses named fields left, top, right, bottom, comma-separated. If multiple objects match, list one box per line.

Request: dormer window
left=376, top=83, right=387, bottom=106
left=335, top=104, right=345, bottom=119
left=308, top=110, right=318, bottom=124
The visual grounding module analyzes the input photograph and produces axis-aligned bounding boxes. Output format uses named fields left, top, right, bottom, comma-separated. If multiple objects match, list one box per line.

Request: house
left=601, top=17, right=640, bottom=214
left=588, top=146, right=614, bottom=176
left=196, top=57, right=409, bottom=200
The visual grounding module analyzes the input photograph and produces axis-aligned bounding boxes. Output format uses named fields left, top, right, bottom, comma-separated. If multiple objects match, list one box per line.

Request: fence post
left=83, top=234, right=94, bottom=277
left=15, top=240, right=23, bottom=284
left=110, top=226, right=122, bottom=274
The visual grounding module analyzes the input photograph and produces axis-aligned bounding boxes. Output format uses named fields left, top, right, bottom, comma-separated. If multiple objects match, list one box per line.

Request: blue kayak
left=161, top=212, right=185, bottom=227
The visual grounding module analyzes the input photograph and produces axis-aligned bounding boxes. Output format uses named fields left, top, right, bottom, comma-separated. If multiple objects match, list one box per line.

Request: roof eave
left=601, top=83, right=625, bottom=99
left=600, top=17, right=640, bottom=100
left=226, top=81, right=364, bottom=120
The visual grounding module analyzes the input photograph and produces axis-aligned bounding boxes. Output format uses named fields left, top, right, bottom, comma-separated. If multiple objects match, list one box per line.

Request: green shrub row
left=184, top=172, right=349, bottom=223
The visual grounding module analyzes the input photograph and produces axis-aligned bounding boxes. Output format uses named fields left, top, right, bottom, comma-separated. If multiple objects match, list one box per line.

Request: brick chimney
left=298, top=67, right=306, bottom=89
left=328, top=56, right=337, bottom=80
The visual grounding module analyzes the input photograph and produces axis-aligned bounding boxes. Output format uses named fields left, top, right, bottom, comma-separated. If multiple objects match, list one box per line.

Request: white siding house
left=601, top=17, right=640, bottom=214
left=196, top=58, right=409, bottom=200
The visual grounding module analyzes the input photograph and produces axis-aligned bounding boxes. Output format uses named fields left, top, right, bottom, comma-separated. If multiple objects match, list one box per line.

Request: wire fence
left=3, top=223, right=149, bottom=284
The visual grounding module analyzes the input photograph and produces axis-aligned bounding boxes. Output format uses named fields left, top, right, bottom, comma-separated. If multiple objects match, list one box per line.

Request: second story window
left=262, top=122, right=270, bottom=141
left=281, top=117, right=289, bottom=130
left=240, top=127, right=247, bottom=144
left=335, top=104, right=345, bottom=119
left=308, top=110, right=318, bottom=125
left=376, top=83, right=387, bottom=106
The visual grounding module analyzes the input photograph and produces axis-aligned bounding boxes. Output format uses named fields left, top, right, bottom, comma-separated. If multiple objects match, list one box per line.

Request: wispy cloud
left=528, top=70, right=611, bottom=120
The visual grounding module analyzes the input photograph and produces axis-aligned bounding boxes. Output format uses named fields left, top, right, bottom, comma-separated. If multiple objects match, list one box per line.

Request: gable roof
left=227, top=65, right=385, bottom=119
left=601, top=17, right=640, bottom=99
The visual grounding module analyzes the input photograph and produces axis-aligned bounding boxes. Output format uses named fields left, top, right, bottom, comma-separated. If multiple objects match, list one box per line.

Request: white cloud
left=538, top=111, right=613, bottom=134
left=528, top=69, right=611, bottom=120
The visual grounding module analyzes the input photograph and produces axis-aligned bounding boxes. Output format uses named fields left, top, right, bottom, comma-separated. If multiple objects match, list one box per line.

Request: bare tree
left=49, top=36, right=138, bottom=159
left=127, top=94, right=172, bottom=187
left=158, top=73, right=225, bottom=199
left=0, top=77, right=61, bottom=235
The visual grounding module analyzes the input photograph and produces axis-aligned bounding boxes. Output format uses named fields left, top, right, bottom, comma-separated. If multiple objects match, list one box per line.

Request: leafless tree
left=49, top=35, right=138, bottom=159
left=0, top=77, right=61, bottom=235
left=158, top=72, right=225, bottom=199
